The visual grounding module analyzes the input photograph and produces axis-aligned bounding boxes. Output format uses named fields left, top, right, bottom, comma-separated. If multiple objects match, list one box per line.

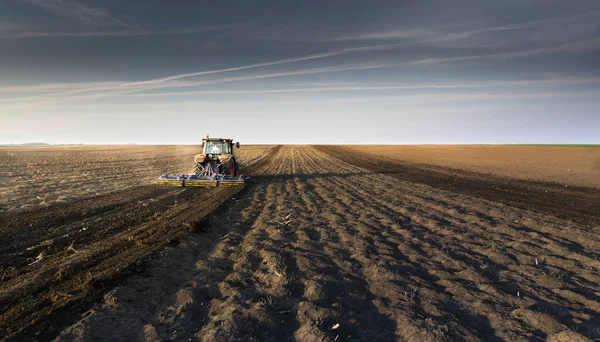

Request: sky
left=1, top=0, right=599, bottom=144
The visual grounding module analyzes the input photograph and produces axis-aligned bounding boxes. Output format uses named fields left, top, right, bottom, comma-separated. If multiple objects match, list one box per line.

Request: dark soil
left=0, top=146, right=281, bottom=341
left=54, top=147, right=600, bottom=342
left=2, top=145, right=599, bottom=342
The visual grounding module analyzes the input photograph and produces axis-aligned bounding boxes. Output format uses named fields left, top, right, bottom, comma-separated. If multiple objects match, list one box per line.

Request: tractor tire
left=229, top=161, right=236, bottom=177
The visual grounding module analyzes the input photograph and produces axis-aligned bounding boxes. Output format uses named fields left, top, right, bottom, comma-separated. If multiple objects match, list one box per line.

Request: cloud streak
left=0, top=42, right=403, bottom=103
left=28, top=89, right=600, bottom=111
left=4, top=74, right=600, bottom=111
left=0, top=25, right=234, bottom=40
left=323, top=11, right=600, bottom=52
left=412, top=37, right=600, bottom=65
left=120, top=76, right=600, bottom=98
left=127, top=43, right=405, bottom=87
left=23, top=0, right=131, bottom=28
left=4, top=74, right=599, bottom=95
left=1, top=0, right=237, bottom=40
left=0, top=62, right=393, bottom=108
left=325, top=90, right=600, bottom=105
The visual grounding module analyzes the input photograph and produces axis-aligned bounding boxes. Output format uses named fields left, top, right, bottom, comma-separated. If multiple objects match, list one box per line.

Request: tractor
left=157, top=134, right=245, bottom=187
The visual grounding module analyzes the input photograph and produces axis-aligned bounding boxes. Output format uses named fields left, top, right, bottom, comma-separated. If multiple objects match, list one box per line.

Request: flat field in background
left=1, top=145, right=599, bottom=341
left=344, top=145, right=600, bottom=188
left=0, top=145, right=274, bottom=213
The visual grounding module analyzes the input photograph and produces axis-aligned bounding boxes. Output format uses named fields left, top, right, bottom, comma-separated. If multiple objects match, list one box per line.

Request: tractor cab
left=204, top=140, right=231, bottom=155
left=200, top=136, right=240, bottom=161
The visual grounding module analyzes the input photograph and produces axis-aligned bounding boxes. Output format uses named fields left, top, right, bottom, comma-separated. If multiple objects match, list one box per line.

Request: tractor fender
left=219, top=154, right=233, bottom=163
left=193, top=153, right=207, bottom=163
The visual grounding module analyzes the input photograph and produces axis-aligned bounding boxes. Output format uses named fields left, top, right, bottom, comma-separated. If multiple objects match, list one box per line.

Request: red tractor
left=193, top=135, right=241, bottom=177
left=157, top=134, right=244, bottom=187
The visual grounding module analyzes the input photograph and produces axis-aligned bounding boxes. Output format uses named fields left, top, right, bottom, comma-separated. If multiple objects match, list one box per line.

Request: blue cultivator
left=157, top=174, right=245, bottom=187
left=157, top=135, right=245, bottom=187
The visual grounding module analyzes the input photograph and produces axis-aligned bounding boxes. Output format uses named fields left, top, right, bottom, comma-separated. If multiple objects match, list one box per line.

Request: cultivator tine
left=156, top=179, right=184, bottom=186
left=184, top=179, right=218, bottom=187
left=157, top=174, right=185, bottom=186
left=217, top=175, right=246, bottom=187
left=157, top=174, right=244, bottom=187
left=218, top=181, right=245, bottom=187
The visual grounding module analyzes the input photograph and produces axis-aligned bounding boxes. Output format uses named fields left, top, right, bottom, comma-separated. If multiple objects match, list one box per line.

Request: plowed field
left=1, top=146, right=599, bottom=341
left=0, top=145, right=275, bottom=213
left=343, top=145, right=600, bottom=189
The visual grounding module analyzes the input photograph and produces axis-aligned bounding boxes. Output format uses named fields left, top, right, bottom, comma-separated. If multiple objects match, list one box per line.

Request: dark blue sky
left=1, top=0, right=599, bottom=144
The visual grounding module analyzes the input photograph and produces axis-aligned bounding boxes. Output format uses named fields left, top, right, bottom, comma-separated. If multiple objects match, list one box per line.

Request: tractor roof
left=202, top=137, right=233, bottom=142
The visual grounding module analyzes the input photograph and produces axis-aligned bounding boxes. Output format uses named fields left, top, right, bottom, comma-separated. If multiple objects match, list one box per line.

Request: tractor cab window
left=204, top=141, right=231, bottom=154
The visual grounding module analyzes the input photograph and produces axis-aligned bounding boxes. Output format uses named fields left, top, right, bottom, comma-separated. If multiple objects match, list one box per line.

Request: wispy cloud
left=0, top=42, right=401, bottom=99
left=23, top=0, right=131, bottom=28
left=5, top=74, right=599, bottom=96
left=0, top=62, right=393, bottom=108
left=0, top=25, right=234, bottom=39
left=127, top=43, right=404, bottom=87
left=323, top=11, right=600, bottom=50
left=2, top=0, right=237, bottom=40
left=119, top=76, right=600, bottom=98
left=4, top=73, right=600, bottom=110
left=24, top=89, right=600, bottom=111
left=325, top=90, right=600, bottom=105
left=3, top=26, right=599, bottom=110
left=325, top=28, right=470, bottom=44
left=0, top=81, right=124, bottom=93
left=412, top=36, right=600, bottom=65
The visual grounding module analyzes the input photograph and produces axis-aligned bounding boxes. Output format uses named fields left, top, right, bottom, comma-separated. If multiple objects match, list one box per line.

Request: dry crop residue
left=55, top=146, right=599, bottom=341
left=343, top=145, right=600, bottom=189
left=0, top=145, right=275, bottom=214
